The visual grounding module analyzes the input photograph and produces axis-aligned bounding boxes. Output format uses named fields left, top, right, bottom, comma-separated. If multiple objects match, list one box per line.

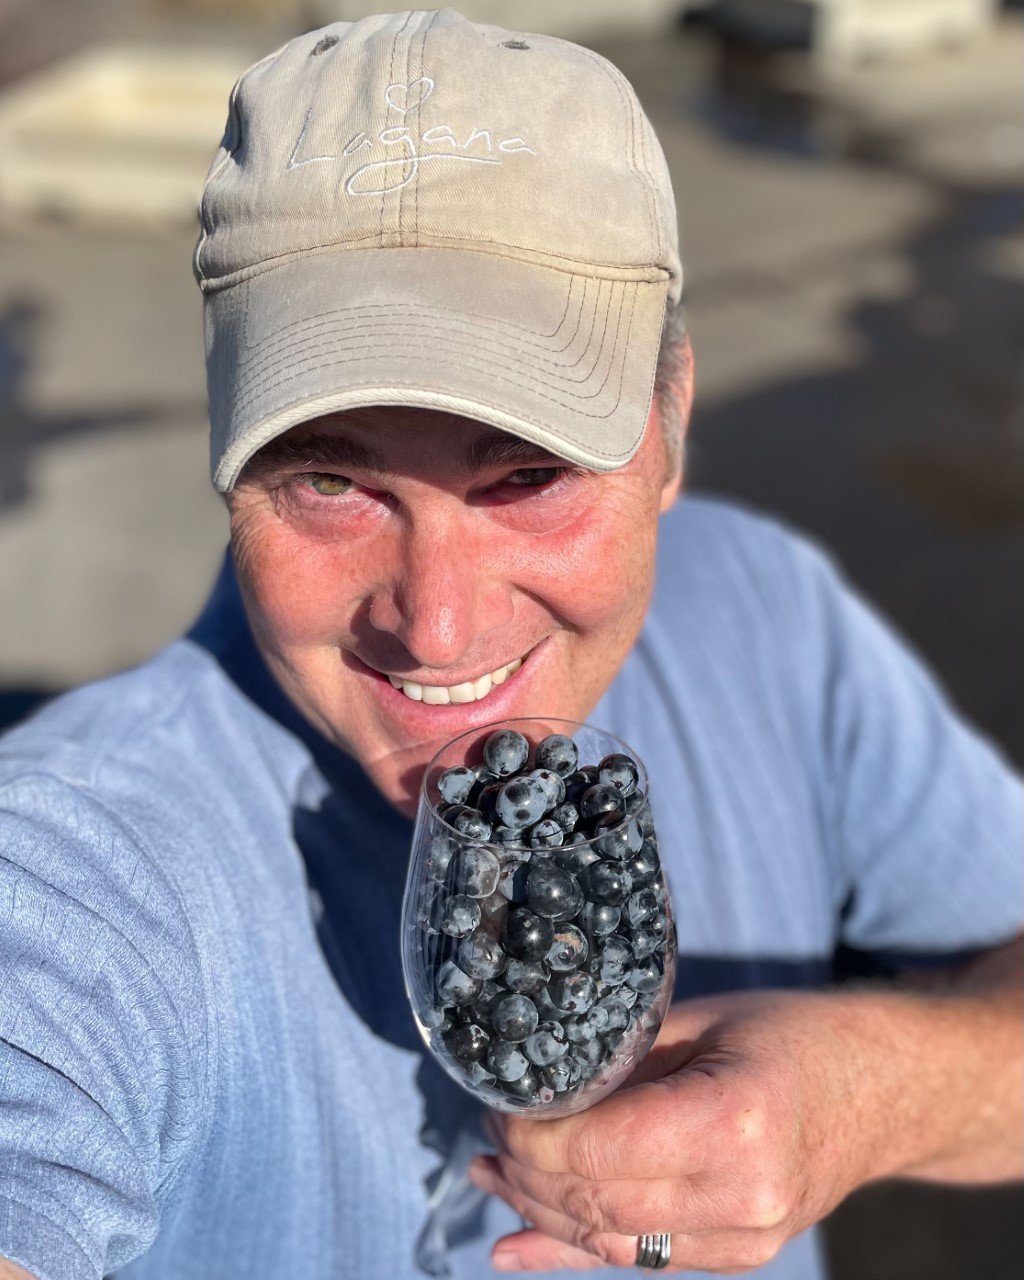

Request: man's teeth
left=386, top=656, right=524, bottom=704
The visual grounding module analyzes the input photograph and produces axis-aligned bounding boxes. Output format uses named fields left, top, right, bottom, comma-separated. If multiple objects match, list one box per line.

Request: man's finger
left=472, top=1150, right=639, bottom=1268
left=491, top=1228, right=616, bottom=1272
left=493, top=1225, right=787, bottom=1275
left=484, top=1153, right=728, bottom=1237
left=495, top=1070, right=724, bottom=1181
left=475, top=1159, right=786, bottom=1275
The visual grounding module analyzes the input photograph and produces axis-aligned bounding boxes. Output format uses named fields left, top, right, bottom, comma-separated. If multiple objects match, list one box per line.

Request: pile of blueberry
left=415, top=729, right=674, bottom=1111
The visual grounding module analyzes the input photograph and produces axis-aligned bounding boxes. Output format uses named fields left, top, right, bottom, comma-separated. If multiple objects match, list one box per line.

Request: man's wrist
left=816, top=943, right=1023, bottom=1185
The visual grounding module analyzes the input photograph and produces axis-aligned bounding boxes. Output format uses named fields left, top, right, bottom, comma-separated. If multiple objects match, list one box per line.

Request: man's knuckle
left=735, top=1232, right=783, bottom=1269
left=730, top=1098, right=769, bottom=1147
left=740, top=1181, right=791, bottom=1229
left=565, top=1129, right=608, bottom=1182
left=578, top=1229, right=635, bottom=1268
left=562, top=1178, right=607, bottom=1231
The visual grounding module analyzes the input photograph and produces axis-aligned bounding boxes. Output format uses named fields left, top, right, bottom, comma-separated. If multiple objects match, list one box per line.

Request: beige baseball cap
left=195, top=8, right=682, bottom=492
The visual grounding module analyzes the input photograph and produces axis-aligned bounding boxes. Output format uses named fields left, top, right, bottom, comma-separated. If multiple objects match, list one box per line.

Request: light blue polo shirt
left=1, top=496, right=1021, bottom=1280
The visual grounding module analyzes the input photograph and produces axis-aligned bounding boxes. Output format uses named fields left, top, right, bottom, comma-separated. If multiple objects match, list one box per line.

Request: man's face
left=228, top=405, right=681, bottom=816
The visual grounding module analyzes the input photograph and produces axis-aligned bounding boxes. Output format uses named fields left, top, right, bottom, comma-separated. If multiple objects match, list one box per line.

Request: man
left=0, top=10, right=1020, bottom=1280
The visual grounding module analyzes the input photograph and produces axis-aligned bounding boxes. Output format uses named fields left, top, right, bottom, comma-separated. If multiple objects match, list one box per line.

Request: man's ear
left=657, top=334, right=694, bottom=513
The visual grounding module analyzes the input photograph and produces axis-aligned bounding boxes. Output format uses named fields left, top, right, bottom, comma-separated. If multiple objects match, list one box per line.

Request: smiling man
left=0, top=11, right=1021, bottom=1280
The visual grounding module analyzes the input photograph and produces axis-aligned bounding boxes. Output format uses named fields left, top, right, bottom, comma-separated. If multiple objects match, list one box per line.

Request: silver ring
left=635, top=1234, right=672, bottom=1269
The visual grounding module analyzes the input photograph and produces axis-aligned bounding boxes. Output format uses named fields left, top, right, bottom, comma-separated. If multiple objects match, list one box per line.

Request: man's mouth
left=383, top=649, right=530, bottom=705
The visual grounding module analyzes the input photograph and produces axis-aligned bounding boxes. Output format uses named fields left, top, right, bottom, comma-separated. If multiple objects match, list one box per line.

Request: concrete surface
left=0, top=6, right=1021, bottom=1276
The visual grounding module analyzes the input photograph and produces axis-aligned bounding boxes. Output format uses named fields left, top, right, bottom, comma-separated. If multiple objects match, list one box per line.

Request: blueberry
left=497, top=865, right=520, bottom=902
left=580, top=861, right=633, bottom=906
left=563, top=768, right=596, bottom=807
left=426, top=834, right=455, bottom=883
left=495, top=777, right=549, bottom=830
left=415, top=882, right=444, bottom=933
left=523, top=1021, right=568, bottom=1067
left=592, top=812, right=644, bottom=860
left=528, top=818, right=564, bottom=850
left=626, top=841, right=660, bottom=890
left=597, top=753, right=639, bottom=798
left=421, top=1006, right=448, bottom=1030
left=440, top=894, right=482, bottom=938
left=437, top=766, right=477, bottom=807
left=550, top=801, right=581, bottom=834
left=649, top=912, right=670, bottom=942
left=464, top=1059, right=497, bottom=1088
left=448, top=806, right=492, bottom=842
left=501, top=1067, right=542, bottom=1103
left=474, top=783, right=503, bottom=825
left=529, top=768, right=566, bottom=810
left=500, top=862, right=532, bottom=907
left=534, top=734, right=579, bottom=778
left=476, top=891, right=508, bottom=925
left=504, top=907, right=555, bottom=961
left=539, top=1060, right=574, bottom=1093
left=579, top=901, right=621, bottom=936
left=469, top=767, right=500, bottom=805
left=458, top=931, right=507, bottom=979
left=492, top=993, right=539, bottom=1042
left=580, top=783, right=625, bottom=823
left=625, top=888, right=660, bottom=930
left=625, top=789, right=653, bottom=824
left=448, top=1022, right=490, bottom=1063
left=465, top=979, right=505, bottom=1024
left=554, top=837, right=600, bottom=877
left=627, top=958, right=663, bottom=994
left=436, top=960, right=483, bottom=1006
left=492, top=825, right=529, bottom=850
left=453, top=846, right=501, bottom=898
left=563, top=1013, right=598, bottom=1045
left=593, top=935, right=634, bottom=985
left=527, top=863, right=584, bottom=921
left=533, top=983, right=566, bottom=1024
left=571, top=1038, right=605, bottom=1073
left=483, top=730, right=530, bottom=778
left=544, top=924, right=589, bottom=973
left=603, top=1024, right=627, bottom=1053
left=630, top=925, right=660, bottom=959
left=615, top=984, right=639, bottom=1010
left=504, top=958, right=549, bottom=994
left=596, top=995, right=630, bottom=1031
left=585, top=1003, right=611, bottom=1034
left=548, top=971, right=597, bottom=1014
left=487, top=1038, right=530, bottom=1082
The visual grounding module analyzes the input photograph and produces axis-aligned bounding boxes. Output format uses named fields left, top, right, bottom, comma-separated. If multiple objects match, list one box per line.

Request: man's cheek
left=520, top=509, right=652, bottom=625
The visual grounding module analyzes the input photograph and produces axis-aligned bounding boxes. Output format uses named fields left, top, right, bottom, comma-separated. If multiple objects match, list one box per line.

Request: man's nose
left=368, top=512, right=513, bottom=670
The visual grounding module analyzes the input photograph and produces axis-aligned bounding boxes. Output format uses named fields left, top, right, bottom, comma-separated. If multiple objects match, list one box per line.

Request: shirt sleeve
left=0, top=778, right=207, bottom=1280
left=793, top=540, right=1024, bottom=958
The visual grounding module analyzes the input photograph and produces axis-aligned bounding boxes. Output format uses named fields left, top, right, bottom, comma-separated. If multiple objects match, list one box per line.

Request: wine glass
left=401, top=717, right=676, bottom=1117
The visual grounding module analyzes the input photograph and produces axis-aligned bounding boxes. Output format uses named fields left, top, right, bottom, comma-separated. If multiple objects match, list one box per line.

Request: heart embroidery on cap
left=385, top=77, right=434, bottom=115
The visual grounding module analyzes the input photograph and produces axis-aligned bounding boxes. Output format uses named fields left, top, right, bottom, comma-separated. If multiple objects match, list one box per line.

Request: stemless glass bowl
left=401, top=717, right=676, bottom=1117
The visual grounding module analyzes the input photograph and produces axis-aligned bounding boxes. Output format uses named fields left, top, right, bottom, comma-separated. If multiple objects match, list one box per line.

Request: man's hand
left=0, top=1258, right=36, bottom=1280
left=469, top=942, right=1023, bottom=1272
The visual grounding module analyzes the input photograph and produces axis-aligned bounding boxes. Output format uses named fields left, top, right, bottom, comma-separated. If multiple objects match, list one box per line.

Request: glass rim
left=419, top=715, right=651, bottom=850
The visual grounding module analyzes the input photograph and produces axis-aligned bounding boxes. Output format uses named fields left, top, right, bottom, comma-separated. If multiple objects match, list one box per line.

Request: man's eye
left=504, top=467, right=564, bottom=488
left=305, top=473, right=354, bottom=496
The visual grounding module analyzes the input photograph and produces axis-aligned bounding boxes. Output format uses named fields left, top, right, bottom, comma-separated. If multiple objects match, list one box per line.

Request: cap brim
left=206, top=247, right=668, bottom=491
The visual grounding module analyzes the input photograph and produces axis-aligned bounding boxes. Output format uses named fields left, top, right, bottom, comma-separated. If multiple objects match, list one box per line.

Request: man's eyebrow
left=244, top=434, right=388, bottom=477
left=466, top=431, right=567, bottom=470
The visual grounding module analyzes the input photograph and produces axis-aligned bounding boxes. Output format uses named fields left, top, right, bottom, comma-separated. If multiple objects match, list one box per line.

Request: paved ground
left=0, top=6, right=1021, bottom=1277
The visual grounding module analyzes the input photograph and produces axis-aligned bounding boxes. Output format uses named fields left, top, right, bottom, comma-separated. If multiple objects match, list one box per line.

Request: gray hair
left=653, top=297, right=690, bottom=482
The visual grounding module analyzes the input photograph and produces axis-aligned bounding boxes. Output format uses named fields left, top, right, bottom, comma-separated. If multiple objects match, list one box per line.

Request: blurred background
left=0, top=0, right=1021, bottom=1274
